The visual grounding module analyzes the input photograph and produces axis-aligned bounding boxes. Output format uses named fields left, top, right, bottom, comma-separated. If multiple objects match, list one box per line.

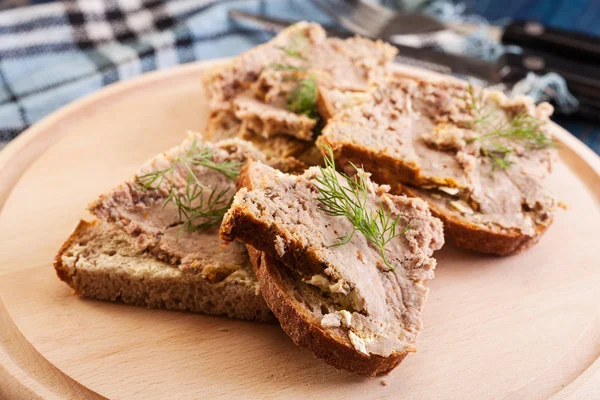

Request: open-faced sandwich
left=202, top=21, right=397, bottom=166
left=55, top=133, right=284, bottom=322
left=318, top=77, right=558, bottom=255
left=54, top=21, right=559, bottom=377
left=220, top=154, right=444, bottom=376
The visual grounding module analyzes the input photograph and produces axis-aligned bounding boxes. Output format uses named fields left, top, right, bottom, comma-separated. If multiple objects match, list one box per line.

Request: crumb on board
left=218, top=327, right=230, bottom=332
left=381, top=379, right=389, bottom=386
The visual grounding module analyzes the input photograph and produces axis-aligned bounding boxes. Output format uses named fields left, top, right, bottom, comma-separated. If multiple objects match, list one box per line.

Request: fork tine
left=312, top=0, right=374, bottom=37
left=311, top=0, right=354, bottom=19
left=314, top=0, right=396, bottom=37
left=348, top=1, right=396, bottom=37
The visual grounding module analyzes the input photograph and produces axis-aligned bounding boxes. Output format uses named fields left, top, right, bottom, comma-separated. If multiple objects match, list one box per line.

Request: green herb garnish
left=464, top=82, right=556, bottom=170
left=287, top=75, right=319, bottom=119
left=137, top=139, right=241, bottom=232
left=315, top=147, right=410, bottom=271
left=269, top=31, right=320, bottom=120
left=171, top=178, right=233, bottom=232
left=276, top=45, right=308, bottom=61
left=270, top=63, right=305, bottom=72
left=276, top=30, right=309, bottom=60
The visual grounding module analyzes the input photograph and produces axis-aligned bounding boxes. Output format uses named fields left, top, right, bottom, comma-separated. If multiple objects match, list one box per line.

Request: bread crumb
left=381, top=379, right=389, bottom=386
left=218, top=327, right=230, bottom=332
left=558, top=201, right=568, bottom=210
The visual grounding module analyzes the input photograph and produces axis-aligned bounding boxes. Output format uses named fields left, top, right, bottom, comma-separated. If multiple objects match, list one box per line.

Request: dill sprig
left=171, top=177, right=233, bottom=232
left=137, top=139, right=241, bottom=232
left=276, top=30, right=309, bottom=61
left=315, top=147, right=410, bottom=271
left=464, top=82, right=555, bottom=170
left=269, top=32, right=320, bottom=120
left=276, top=45, right=308, bottom=61
left=287, top=75, right=319, bottom=119
left=270, top=63, right=305, bottom=72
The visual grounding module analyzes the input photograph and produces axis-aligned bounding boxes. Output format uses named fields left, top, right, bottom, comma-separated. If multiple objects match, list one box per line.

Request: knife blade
left=321, top=1, right=600, bottom=69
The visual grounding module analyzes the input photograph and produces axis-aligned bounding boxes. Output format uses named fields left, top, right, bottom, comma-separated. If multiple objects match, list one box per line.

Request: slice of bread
left=318, top=76, right=558, bottom=255
left=220, top=160, right=444, bottom=376
left=55, top=133, right=289, bottom=321
left=203, top=22, right=396, bottom=167
left=54, top=220, right=273, bottom=321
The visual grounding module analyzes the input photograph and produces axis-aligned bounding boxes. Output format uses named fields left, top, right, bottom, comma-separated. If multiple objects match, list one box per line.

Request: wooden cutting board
left=0, top=61, right=599, bottom=400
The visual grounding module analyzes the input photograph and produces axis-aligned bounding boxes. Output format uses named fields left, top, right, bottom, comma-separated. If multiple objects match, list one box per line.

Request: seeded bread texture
left=54, top=220, right=274, bottom=321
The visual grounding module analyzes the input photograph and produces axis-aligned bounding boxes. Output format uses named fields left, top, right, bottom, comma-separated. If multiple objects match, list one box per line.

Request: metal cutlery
left=229, top=10, right=600, bottom=121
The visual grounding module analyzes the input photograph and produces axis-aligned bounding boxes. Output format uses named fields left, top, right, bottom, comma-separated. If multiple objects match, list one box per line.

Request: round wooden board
left=0, top=61, right=599, bottom=400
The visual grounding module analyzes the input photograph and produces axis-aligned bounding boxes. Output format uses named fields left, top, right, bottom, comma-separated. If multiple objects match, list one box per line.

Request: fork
left=311, top=0, right=448, bottom=38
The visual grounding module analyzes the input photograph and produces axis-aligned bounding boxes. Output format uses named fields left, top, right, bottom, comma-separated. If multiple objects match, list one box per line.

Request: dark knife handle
left=501, top=49, right=600, bottom=121
left=502, top=20, right=600, bottom=65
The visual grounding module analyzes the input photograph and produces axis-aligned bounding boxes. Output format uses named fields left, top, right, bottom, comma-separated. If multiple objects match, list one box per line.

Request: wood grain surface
left=0, top=61, right=598, bottom=400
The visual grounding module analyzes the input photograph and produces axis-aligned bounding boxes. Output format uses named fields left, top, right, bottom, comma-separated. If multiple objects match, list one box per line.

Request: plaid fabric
left=0, top=0, right=332, bottom=149
left=0, top=0, right=599, bottom=154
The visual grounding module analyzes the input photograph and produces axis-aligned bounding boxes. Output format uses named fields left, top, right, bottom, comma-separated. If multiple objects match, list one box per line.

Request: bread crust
left=317, top=135, right=453, bottom=188
left=54, top=219, right=92, bottom=284
left=400, top=186, right=551, bottom=255
left=246, top=246, right=407, bottom=376
left=317, top=137, right=552, bottom=256
left=54, top=220, right=275, bottom=322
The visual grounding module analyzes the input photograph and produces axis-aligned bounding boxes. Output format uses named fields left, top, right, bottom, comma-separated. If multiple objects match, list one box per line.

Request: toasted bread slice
left=220, top=161, right=444, bottom=376
left=54, top=220, right=274, bottom=321
left=318, top=76, right=557, bottom=255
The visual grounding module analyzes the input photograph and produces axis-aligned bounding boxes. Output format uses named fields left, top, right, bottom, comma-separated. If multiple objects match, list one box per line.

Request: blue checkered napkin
left=0, top=0, right=598, bottom=154
left=0, top=0, right=333, bottom=149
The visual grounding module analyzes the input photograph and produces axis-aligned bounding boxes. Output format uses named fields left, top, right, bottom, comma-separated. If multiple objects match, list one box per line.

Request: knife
left=229, top=10, right=600, bottom=121
left=228, top=10, right=501, bottom=80
left=313, top=0, right=600, bottom=68
left=502, top=20, right=600, bottom=66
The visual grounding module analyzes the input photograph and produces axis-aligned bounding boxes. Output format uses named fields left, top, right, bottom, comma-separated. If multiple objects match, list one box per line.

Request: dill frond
left=172, top=179, right=233, bottom=232
left=137, top=139, right=241, bottom=232
left=315, top=147, right=410, bottom=271
left=270, top=63, right=305, bottom=72
left=276, top=30, right=309, bottom=61
left=287, top=75, right=319, bottom=119
left=270, top=32, right=320, bottom=120
left=464, top=81, right=556, bottom=170
left=276, top=45, right=308, bottom=61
